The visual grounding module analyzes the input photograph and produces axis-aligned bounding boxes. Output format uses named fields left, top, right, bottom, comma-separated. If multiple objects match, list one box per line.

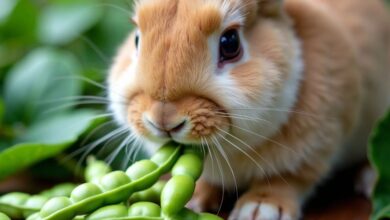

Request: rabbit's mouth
left=125, top=93, right=231, bottom=146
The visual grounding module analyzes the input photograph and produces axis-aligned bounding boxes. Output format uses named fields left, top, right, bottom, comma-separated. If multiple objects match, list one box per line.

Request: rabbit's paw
left=228, top=191, right=299, bottom=220
left=229, top=202, right=295, bottom=220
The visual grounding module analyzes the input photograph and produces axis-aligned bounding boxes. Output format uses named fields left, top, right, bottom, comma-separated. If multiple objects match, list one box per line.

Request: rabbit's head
left=109, top=0, right=303, bottom=153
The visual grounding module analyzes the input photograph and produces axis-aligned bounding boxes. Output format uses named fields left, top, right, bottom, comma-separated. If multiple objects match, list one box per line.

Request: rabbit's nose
left=143, top=101, right=187, bottom=137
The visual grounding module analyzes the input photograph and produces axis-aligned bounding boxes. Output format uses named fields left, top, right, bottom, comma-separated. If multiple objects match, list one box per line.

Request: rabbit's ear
left=258, top=0, right=284, bottom=17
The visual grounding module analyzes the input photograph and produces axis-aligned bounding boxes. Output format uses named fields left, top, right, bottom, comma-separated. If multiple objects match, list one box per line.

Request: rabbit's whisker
left=215, top=131, right=271, bottom=188
left=80, top=120, right=118, bottom=147
left=224, top=122, right=298, bottom=156
left=106, top=133, right=135, bottom=166
left=80, top=36, right=110, bottom=64
left=216, top=128, right=290, bottom=187
left=212, top=136, right=239, bottom=202
left=209, top=136, right=227, bottom=215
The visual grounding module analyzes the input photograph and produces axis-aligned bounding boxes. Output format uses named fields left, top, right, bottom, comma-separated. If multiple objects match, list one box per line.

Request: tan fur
left=128, top=94, right=229, bottom=143
left=109, top=0, right=390, bottom=218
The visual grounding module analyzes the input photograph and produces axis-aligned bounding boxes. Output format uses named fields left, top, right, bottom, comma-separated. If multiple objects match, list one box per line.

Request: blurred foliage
left=370, top=110, right=390, bottom=220
left=0, top=0, right=134, bottom=180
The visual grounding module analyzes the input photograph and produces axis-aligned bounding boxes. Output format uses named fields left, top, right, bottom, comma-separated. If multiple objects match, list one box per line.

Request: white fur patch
left=229, top=202, right=284, bottom=220
left=259, top=203, right=280, bottom=219
left=108, top=40, right=139, bottom=129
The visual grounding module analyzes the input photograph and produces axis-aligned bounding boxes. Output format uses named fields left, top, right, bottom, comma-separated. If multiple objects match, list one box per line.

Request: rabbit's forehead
left=131, top=0, right=255, bottom=101
left=135, top=0, right=247, bottom=35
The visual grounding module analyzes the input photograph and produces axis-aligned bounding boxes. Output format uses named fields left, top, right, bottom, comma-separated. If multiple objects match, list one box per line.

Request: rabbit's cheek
left=127, top=94, right=151, bottom=138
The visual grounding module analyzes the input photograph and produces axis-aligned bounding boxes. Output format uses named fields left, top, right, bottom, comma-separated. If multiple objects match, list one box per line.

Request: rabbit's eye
left=219, top=29, right=242, bottom=65
left=135, top=34, right=140, bottom=49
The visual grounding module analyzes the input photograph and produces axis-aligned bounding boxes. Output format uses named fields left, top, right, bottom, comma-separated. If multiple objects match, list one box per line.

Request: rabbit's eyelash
left=221, top=0, right=246, bottom=28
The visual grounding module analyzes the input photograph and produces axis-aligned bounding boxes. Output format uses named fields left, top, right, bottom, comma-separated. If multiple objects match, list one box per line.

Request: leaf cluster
left=0, top=0, right=133, bottom=180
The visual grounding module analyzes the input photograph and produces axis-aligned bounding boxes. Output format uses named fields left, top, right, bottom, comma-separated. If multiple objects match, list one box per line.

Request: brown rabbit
left=108, top=0, right=390, bottom=219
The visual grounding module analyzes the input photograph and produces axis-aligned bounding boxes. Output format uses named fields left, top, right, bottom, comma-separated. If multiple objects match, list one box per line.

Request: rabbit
left=108, top=0, right=390, bottom=219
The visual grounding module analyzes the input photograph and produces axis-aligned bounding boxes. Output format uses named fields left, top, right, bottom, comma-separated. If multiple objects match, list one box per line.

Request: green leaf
left=0, top=0, right=18, bottom=24
left=4, top=48, right=81, bottom=124
left=0, top=110, right=100, bottom=180
left=38, top=2, right=103, bottom=45
left=0, top=98, right=4, bottom=123
left=369, top=110, right=390, bottom=220
left=0, top=0, right=38, bottom=43
left=90, top=1, right=133, bottom=58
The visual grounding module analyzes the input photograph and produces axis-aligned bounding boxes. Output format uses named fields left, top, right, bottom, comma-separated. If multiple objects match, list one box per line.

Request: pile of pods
left=0, top=142, right=221, bottom=220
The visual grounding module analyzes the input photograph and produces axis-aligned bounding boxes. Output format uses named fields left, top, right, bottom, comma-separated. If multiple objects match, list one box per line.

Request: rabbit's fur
left=109, top=0, right=390, bottom=219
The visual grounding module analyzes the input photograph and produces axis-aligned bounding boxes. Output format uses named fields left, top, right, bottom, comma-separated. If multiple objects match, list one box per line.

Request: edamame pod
left=128, top=202, right=161, bottom=217
left=183, top=147, right=205, bottom=159
left=0, top=143, right=224, bottom=220
left=23, top=195, right=49, bottom=217
left=0, top=183, right=77, bottom=219
left=40, top=183, right=77, bottom=198
left=198, top=213, right=223, bottom=220
left=40, top=144, right=181, bottom=220
left=40, top=197, right=74, bottom=220
left=0, top=192, right=30, bottom=218
left=151, top=143, right=178, bottom=167
left=0, top=212, right=10, bottom=220
left=126, top=160, right=158, bottom=181
left=129, top=181, right=166, bottom=204
left=85, top=157, right=112, bottom=182
left=99, top=171, right=132, bottom=203
left=86, top=204, right=128, bottom=220
left=26, top=212, right=41, bottom=220
left=100, top=171, right=131, bottom=191
left=171, top=152, right=203, bottom=180
left=169, top=208, right=198, bottom=220
left=70, top=183, right=103, bottom=213
left=161, top=175, right=195, bottom=217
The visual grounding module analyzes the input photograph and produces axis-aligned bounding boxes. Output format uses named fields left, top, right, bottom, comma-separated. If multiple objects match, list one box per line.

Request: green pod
left=86, top=204, right=128, bottom=220
left=151, top=181, right=166, bottom=194
left=0, top=212, right=10, bottom=220
left=70, top=183, right=103, bottom=214
left=128, top=202, right=161, bottom=217
left=151, top=143, right=178, bottom=166
left=129, top=181, right=166, bottom=204
left=170, top=208, right=198, bottom=220
left=40, top=183, right=77, bottom=197
left=99, top=171, right=131, bottom=191
left=85, top=157, right=112, bottom=182
left=126, top=160, right=158, bottom=187
left=0, top=192, right=30, bottom=218
left=99, top=171, right=131, bottom=203
left=26, top=212, right=42, bottom=220
left=171, top=153, right=203, bottom=180
left=41, top=144, right=181, bottom=220
left=183, top=147, right=205, bottom=159
left=198, top=213, right=223, bottom=220
left=81, top=217, right=162, bottom=220
left=40, top=197, right=74, bottom=220
left=161, top=175, right=195, bottom=217
left=71, top=183, right=102, bottom=202
left=23, top=195, right=49, bottom=217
